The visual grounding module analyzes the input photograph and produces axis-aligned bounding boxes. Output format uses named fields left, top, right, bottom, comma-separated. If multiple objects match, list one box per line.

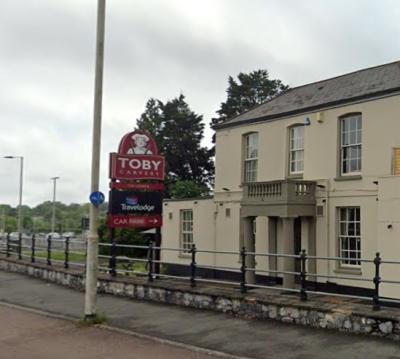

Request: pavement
left=0, top=305, right=218, bottom=359
left=1, top=270, right=400, bottom=359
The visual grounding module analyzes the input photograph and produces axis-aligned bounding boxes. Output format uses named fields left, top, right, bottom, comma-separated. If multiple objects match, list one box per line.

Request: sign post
left=107, top=129, right=165, bottom=275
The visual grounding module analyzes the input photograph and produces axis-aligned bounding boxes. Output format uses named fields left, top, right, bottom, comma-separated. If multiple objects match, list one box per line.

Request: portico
left=240, top=180, right=317, bottom=288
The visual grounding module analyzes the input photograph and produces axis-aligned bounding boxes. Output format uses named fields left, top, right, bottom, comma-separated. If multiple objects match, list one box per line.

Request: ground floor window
left=338, top=207, right=361, bottom=266
left=180, top=209, right=193, bottom=253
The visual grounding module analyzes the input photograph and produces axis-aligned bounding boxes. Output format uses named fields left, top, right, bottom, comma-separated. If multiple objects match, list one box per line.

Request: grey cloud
left=1, top=0, right=399, bottom=206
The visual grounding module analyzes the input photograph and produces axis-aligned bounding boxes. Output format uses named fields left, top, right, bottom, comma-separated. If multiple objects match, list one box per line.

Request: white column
left=307, top=217, right=317, bottom=275
left=281, top=217, right=295, bottom=289
left=242, top=217, right=256, bottom=284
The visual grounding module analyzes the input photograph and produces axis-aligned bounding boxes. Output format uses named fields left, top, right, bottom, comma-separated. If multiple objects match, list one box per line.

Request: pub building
left=161, top=61, right=400, bottom=298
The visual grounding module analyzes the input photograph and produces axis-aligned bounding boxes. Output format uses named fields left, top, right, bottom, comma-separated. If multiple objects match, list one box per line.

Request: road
left=0, top=305, right=220, bottom=359
left=1, top=271, right=400, bottom=358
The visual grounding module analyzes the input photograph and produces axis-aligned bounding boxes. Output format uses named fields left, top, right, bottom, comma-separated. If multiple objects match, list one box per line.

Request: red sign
left=118, top=130, right=159, bottom=155
left=107, top=215, right=162, bottom=228
left=110, top=153, right=165, bottom=180
left=111, top=182, right=165, bottom=191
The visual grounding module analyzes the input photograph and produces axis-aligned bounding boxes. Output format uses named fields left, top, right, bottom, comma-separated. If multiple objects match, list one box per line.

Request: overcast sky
left=0, top=0, right=399, bottom=207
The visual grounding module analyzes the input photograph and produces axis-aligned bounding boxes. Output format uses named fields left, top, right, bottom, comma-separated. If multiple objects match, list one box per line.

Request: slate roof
left=217, top=61, right=400, bottom=129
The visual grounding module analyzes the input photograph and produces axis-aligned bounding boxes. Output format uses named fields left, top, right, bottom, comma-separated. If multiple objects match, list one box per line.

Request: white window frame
left=243, top=132, right=258, bottom=183
left=180, top=209, right=193, bottom=254
left=340, top=114, right=362, bottom=175
left=338, top=207, right=361, bottom=268
left=289, top=126, right=304, bottom=175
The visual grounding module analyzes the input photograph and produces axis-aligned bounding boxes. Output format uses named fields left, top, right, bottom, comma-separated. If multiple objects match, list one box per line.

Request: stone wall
left=1, top=256, right=399, bottom=340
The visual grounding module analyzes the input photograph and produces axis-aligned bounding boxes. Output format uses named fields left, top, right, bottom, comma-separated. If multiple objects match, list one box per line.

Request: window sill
left=333, top=267, right=362, bottom=276
left=334, top=175, right=362, bottom=181
left=287, top=174, right=303, bottom=180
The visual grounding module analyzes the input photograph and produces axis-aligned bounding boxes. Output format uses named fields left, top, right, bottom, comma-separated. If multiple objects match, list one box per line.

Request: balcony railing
left=242, top=180, right=316, bottom=205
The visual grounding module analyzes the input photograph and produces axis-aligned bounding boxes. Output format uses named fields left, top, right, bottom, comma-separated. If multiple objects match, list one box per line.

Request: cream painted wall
left=214, top=201, right=241, bottom=270
left=161, top=198, right=216, bottom=267
left=377, top=176, right=400, bottom=298
left=215, top=94, right=400, bottom=194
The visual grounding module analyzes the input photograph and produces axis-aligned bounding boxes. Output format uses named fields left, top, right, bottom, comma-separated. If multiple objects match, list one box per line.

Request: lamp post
left=85, top=0, right=106, bottom=320
left=3, top=156, right=24, bottom=235
left=51, top=177, right=59, bottom=233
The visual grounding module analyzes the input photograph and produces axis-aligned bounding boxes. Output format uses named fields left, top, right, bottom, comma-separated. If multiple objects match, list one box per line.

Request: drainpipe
left=325, top=181, right=331, bottom=276
left=213, top=204, right=218, bottom=268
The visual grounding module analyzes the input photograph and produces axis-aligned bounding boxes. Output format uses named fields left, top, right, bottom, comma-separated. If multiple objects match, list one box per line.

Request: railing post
left=190, top=244, right=197, bottom=287
left=148, top=241, right=153, bottom=282
left=64, top=237, right=70, bottom=269
left=240, top=246, right=247, bottom=294
left=18, top=232, right=22, bottom=260
left=373, top=252, right=381, bottom=311
left=300, top=249, right=308, bottom=301
left=47, top=235, right=52, bottom=266
left=109, top=228, right=117, bottom=277
left=31, top=234, right=36, bottom=263
left=6, top=233, right=10, bottom=257
left=109, top=240, right=117, bottom=277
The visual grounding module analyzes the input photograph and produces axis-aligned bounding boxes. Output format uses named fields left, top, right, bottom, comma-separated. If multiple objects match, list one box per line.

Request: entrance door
left=294, top=217, right=302, bottom=274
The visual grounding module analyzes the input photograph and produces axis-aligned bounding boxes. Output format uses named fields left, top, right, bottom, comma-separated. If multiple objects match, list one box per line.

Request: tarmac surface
left=1, top=271, right=400, bottom=358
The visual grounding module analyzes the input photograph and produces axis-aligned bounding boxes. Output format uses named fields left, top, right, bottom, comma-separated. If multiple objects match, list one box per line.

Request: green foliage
left=137, top=94, right=214, bottom=194
left=98, top=218, right=148, bottom=258
left=210, top=69, right=289, bottom=143
left=169, top=180, right=209, bottom=199
left=3, top=216, right=17, bottom=233
left=0, top=201, right=106, bottom=234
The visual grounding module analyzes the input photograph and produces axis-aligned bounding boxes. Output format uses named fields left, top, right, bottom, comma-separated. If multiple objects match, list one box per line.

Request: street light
left=3, top=156, right=24, bottom=235
left=50, top=177, right=60, bottom=233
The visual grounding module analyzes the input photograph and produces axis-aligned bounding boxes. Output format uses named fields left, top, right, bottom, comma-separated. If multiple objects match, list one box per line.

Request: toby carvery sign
left=108, top=130, right=165, bottom=229
left=110, top=131, right=165, bottom=180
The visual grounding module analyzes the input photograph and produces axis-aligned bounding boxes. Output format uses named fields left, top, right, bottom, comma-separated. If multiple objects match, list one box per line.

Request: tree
left=137, top=94, right=214, bottom=195
left=210, top=69, right=289, bottom=142
left=136, top=98, right=164, bottom=149
left=169, top=180, right=209, bottom=199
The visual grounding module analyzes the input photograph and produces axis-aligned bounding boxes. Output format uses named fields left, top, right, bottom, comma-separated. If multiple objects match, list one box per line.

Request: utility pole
left=1, top=207, right=5, bottom=233
left=51, top=177, right=59, bottom=233
left=84, top=0, right=106, bottom=320
left=3, top=156, right=24, bottom=234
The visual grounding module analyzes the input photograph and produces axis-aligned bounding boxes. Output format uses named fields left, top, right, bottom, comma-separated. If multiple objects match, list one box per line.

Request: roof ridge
left=288, top=59, right=400, bottom=92
left=220, top=59, right=400, bottom=127
left=220, top=88, right=293, bottom=126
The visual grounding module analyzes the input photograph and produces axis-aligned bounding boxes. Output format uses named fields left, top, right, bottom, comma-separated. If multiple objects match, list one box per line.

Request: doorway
left=294, top=217, right=302, bottom=274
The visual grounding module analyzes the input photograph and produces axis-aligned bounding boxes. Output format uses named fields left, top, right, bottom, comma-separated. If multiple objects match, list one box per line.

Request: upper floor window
left=289, top=126, right=304, bottom=175
left=340, top=114, right=362, bottom=175
left=243, top=132, right=258, bottom=182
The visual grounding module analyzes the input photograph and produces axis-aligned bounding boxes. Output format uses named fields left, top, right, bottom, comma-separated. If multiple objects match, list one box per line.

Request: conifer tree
left=137, top=94, right=213, bottom=197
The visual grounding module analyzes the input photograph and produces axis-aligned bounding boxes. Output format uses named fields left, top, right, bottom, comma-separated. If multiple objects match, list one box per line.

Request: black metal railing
left=1, top=234, right=400, bottom=311
left=0, top=233, right=87, bottom=269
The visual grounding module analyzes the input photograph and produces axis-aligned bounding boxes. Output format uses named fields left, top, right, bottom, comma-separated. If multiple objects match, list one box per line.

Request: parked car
left=46, top=232, right=61, bottom=240
left=9, top=232, right=19, bottom=240
left=62, top=232, right=75, bottom=239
